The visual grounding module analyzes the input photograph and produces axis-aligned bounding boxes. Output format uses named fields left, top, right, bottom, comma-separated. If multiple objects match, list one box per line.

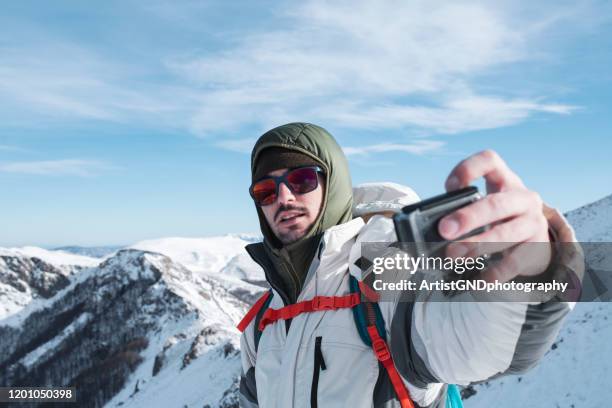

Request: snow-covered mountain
left=1, top=246, right=100, bottom=268
left=53, top=245, right=123, bottom=259
left=464, top=195, right=612, bottom=408
left=0, top=195, right=609, bottom=408
left=566, top=194, right=612, bottom=242
left=0, top=247, right=264, bottom=408
left=129, top=235, right=264, bottom=284
left=0, top=247, right=97, bottom=323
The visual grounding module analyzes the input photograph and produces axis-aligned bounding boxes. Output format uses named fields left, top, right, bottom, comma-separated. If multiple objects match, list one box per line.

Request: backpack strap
left=446, top=384, right=463, bottom=408
left=367, top=326, right=415, bottom=408
left=236, top=289, right=274, bottom=354
left=237, top=289, right=362, bottom=353
left=258, top=293, right=361, bottom=331
left=349, top=276, right=415, bottom=408
left=237, top=290, right=272, bottom=332
left=253, top=291, right=274, bottom=350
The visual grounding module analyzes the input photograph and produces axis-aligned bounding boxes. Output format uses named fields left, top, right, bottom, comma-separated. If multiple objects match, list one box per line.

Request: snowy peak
left=129, top=235, right=264, bottom=282
left=0, top=254, right=72, bottom=299
left=0, top=252, right=84, bottom=322
left=96, top=249, right=166, bottom=282
left=220, top=252, right=267, bottom=285
left=0, top=247, right=259, bottom=408
left=53, top=245, right=122, bottom=258
left=0, top=246, right=101, bottom=267
left=565, top=194, right=612, bottom=242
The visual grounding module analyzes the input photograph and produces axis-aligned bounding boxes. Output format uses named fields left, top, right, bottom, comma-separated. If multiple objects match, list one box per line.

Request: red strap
left=367, top=326, right=415, bottom=408
left=237, top=291, right=271, bottom=332
left=359, top=280, right=380, bottom=302
left=258, top=293, right=361, bottom=331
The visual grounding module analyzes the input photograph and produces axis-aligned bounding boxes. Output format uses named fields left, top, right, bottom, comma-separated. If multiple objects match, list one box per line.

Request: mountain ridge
left=1, top=195, right=610, bottom=407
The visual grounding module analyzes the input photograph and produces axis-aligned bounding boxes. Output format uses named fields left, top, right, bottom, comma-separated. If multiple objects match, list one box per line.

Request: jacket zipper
left=311, top=336, right=326, bottom=408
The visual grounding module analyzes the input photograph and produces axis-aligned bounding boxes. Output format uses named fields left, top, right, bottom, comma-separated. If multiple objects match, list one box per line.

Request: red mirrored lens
left=251, top=167, right=321, bottom=206
left=286, top=167, right=318, bottom=194
left=251, top=178, right=277, bottom=206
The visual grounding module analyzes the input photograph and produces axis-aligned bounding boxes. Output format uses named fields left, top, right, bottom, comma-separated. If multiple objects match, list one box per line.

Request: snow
left=53, top=245, right=122, bottom=258
left=0, top=246, right=101, bottom=267
left=106, top=315, right=241, bottom=408
left=466, top=303, right=611, bottom=408
left=130, top=235, right=264, bottom=282
left=20, top=312, right=92, bottom=369
left=220, top=252, right=267, bottom=282
left=567, top=194, right=612, bottom=242
left=0, top=264, right=99, bottom=327
left=102, top=250, right=256, bottom=408
left=2, top=246, right=258, bottom=408
left=0, top=282, right=32, bottom=319
left=0, top=251, right=90, bottom=323
left=465, top=194, right=612, bottom=408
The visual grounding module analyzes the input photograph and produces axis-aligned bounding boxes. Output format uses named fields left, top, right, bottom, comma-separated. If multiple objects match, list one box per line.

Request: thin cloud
left=320, top=96, right=578, bottom=134
left=170, top=0, right=581, bottom=137
left=0, top=159, right=117, bottom=176
left=214, top=138, right=257, bottom=154
left=0, top=41, right=195, bottom=126
left=343, top=140, right=445, bottom=157
left=217, top=138, right=445, bottom=157
left=0, top=0, right=597, bottom=140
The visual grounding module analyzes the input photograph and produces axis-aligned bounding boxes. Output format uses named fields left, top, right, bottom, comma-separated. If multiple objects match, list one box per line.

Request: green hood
left=251, top=122, right=353, bottom=302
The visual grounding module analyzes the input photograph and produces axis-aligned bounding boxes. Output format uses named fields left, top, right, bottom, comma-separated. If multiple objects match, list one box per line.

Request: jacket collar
left=245, top=217, right=365, bottom=303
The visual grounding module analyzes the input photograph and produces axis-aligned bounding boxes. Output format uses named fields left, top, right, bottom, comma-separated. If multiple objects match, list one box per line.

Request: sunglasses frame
left=249, top=166, right=325, bottom=206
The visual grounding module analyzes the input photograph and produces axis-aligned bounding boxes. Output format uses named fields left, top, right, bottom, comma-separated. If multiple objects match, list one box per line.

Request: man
left=239, top=122, right=581, bottom=408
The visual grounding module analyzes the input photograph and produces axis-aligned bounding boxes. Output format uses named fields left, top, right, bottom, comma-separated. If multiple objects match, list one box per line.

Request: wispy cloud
left=0, top=40, right=194, bottom=126
left=0, top=159, right=117, bottom=176
left=218, top=137, right=445, bottom=157
left=343, top=140, right=445, bottom=157
left=214, top=138, right=257, bottom=154
left=319, top=96, right=577, bottom=134
left=0, top=0, right=598, bottom=142
left=169, top=0, right=583, bottom=137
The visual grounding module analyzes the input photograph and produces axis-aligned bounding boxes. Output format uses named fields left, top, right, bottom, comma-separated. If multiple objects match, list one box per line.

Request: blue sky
left=1, top=0, right=611, bottom=247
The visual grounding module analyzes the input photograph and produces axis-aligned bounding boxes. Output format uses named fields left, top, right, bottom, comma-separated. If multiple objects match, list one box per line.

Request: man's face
left=260, top=168, right=325, bottom=245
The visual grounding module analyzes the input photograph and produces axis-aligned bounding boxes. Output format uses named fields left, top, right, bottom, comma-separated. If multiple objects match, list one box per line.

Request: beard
left=276, top=228, right=307, bottom=245
left=273, top=204, right=312, bottom=245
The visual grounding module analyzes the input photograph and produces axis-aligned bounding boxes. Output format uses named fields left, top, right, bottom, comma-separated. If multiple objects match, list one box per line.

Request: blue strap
left=349, top=275, right=386, bottom=344
left=350, top=275, right=463, bottom=408
left=446, top=384, right=463, bottom=408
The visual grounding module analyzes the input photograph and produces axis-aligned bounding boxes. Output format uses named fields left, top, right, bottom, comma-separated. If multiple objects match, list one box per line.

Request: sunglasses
left=250, top=166, right=324, bottom=206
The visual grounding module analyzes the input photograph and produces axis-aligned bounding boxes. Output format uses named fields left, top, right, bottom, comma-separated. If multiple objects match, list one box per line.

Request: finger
left=447, top=238, right=508, bottom=260
left=439, top=190, right=542, bottom=240
left=445, top=150, right=525, bottom=193
left=446, top=210, right=548, bottom=260
left=445, top=212, right=546, bottom=259
left=479, top=245, right=524, bottom=283
left=480, top=239, right=551, bottom=283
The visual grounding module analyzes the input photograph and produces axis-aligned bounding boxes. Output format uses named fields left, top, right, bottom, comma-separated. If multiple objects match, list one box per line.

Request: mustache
left=275, top=204, right=308, bottom=222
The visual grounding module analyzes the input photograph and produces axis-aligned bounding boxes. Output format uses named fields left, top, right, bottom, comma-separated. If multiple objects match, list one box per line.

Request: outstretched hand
left=438, top=150, right=551, bottom=282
